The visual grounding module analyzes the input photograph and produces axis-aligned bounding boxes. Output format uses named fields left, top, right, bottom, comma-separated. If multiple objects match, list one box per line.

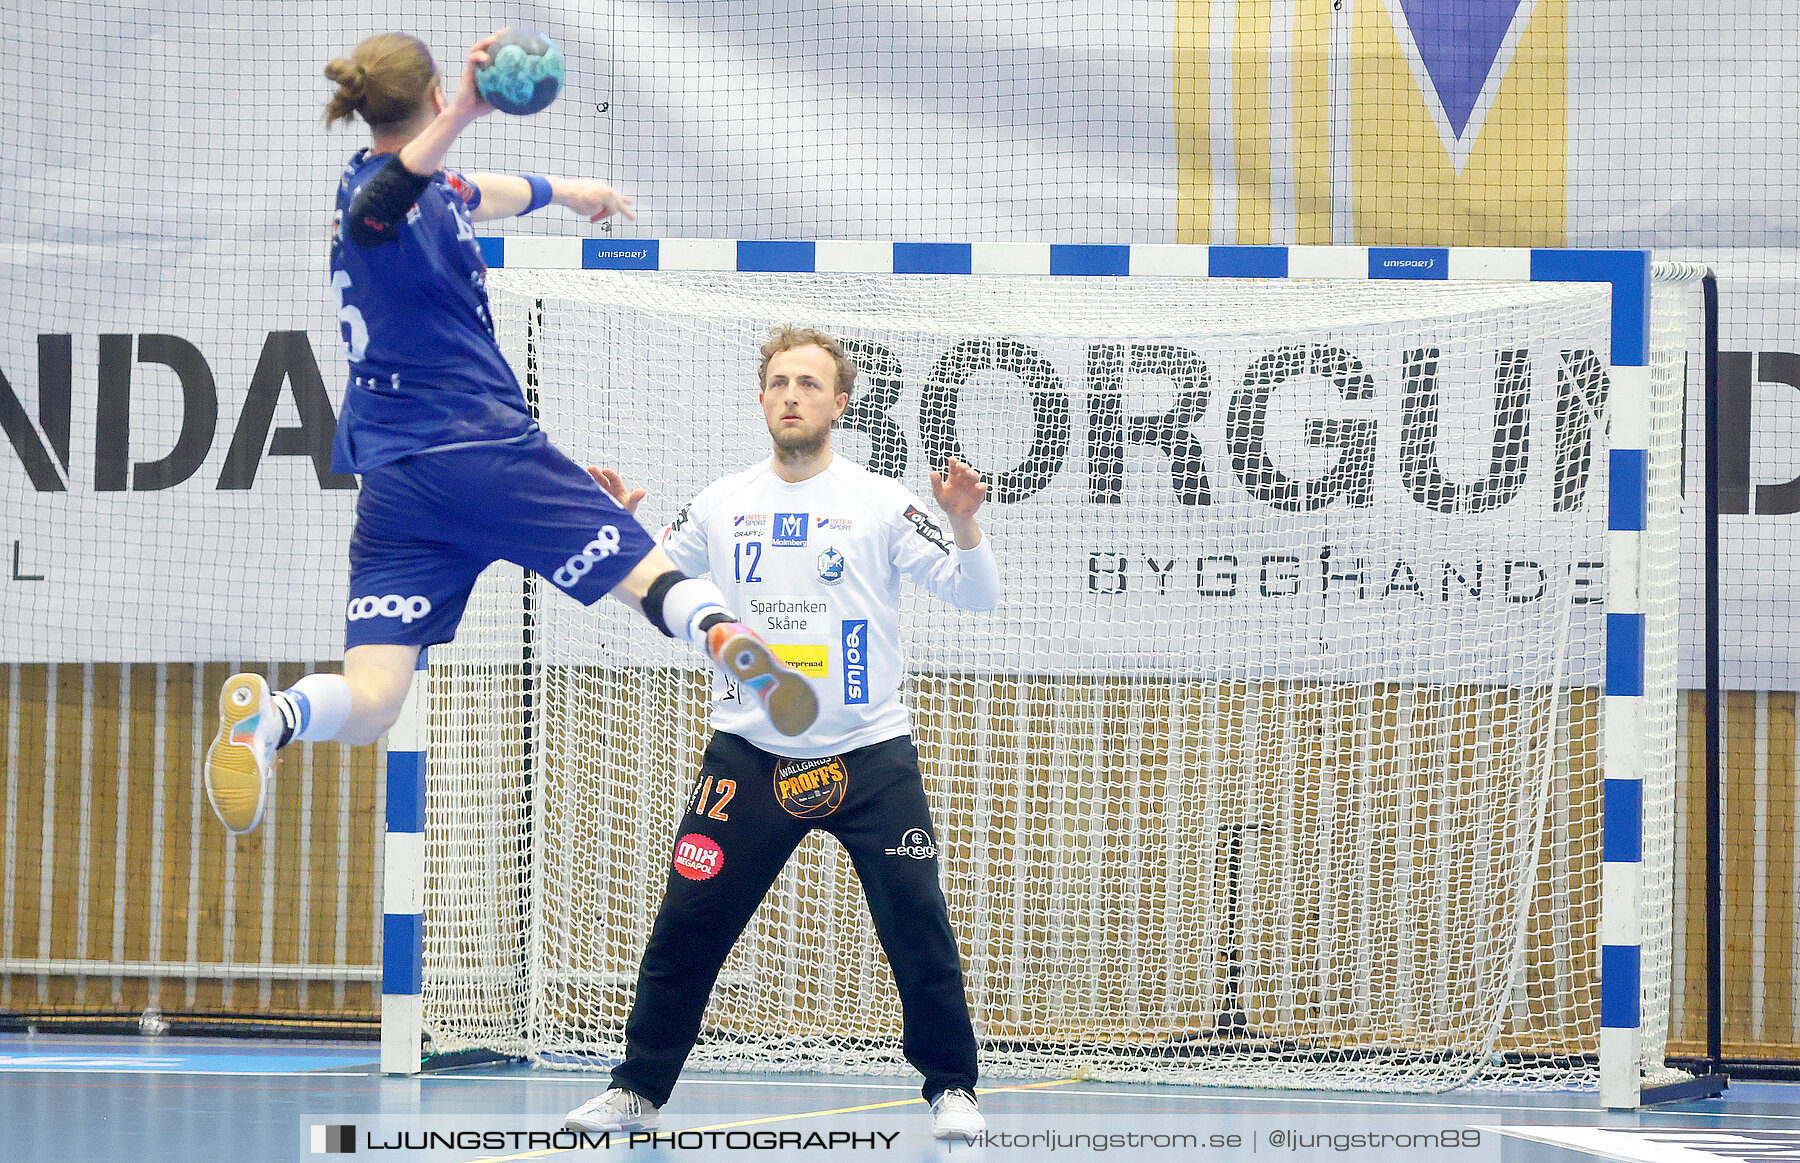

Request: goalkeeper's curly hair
left=758, top=327, right=858, bottom=398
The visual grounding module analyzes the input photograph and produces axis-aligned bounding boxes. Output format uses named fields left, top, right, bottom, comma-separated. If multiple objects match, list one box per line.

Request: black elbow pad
left=345, top=157, right=434, bottom=248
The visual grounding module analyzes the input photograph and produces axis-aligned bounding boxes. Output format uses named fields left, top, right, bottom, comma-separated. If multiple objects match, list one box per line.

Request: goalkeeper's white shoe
left=566, top=1088, right=662, bottom=1134
left=204, top=673, right=282, bottom=834
left=705, top=621, right=818, bottom=737
left=930, top=1088, right=984, bottom=1141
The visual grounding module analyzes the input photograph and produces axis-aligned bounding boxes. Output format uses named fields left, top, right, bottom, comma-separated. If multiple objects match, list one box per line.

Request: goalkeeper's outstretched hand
left=588, top=465, right=646, bottom=515
left=930, top=457, right=987, bottom=520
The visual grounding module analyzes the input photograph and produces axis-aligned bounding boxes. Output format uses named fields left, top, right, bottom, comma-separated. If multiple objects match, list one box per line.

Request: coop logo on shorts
left=773, top=513, right=809, bottom=547
left=553, top=525, right=623, bottom=587
left=841, top=619, right=869, bottom=704
left=818, top=547, right=846, bottom=585
left=885, top=828, right=937, bottom=860
left=347, top=594, right=432, bottom=624
left=673, top=832, right=724, bottom=881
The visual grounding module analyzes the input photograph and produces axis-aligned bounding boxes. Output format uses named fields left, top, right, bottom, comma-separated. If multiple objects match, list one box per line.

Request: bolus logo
left=818, top=547, right=846, bottom=585
left=553, top=526, right=623, bottom=587
left=841, top=619, right=869, bottom=705
left=773, top=513, right=809, bottom=547
left=673, top=833, right=724, bottom=881
left=310, top=1124, right=356, bottom=1153
left=346, top=594, right=432, bottom=624
left=885, top=827, right=937, bottom=860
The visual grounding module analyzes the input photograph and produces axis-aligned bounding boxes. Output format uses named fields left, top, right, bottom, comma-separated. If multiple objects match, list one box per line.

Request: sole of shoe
left=565, top=1113, right=663, bottom=1134
left=203, top=673, right=272, bottom=834
left=717, top=632, right=819, bottom=737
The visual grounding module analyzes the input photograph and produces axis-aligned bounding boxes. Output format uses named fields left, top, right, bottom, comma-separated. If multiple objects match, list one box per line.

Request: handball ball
left=475, top=29, right=564, bottom=116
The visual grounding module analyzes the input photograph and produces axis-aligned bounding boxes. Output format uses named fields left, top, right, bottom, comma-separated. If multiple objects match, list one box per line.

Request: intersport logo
left=347, top=594, right=432, bottom=624
left=554, top=526, right=623, bottom=587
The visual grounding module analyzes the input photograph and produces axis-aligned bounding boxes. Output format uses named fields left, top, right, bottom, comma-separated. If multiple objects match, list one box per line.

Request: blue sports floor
left=1, top=1034, right=1795, bottom=1162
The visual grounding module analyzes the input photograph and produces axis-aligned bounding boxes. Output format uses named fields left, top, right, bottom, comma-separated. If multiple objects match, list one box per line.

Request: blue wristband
left=519, top=175, right=554, bottom=215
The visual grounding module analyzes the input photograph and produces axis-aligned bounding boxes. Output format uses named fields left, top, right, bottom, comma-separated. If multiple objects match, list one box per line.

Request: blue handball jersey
left=328, top=149, right=536, bottom=473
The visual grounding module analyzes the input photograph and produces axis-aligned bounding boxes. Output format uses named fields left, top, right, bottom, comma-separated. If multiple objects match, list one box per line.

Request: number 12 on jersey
left=734, top=541, right=763, bottom=583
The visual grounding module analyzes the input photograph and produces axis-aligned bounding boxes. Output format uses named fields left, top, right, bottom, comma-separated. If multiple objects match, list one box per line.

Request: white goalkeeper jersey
left=657, top=453, right=1000, bottom=758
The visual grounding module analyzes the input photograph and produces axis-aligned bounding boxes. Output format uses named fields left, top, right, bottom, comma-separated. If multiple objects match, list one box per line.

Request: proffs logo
left=310, top=1124, right=355, bottom=1154
left=1, top=331, right=356, bottom=492
left=553, top=526, right=623, bottom=588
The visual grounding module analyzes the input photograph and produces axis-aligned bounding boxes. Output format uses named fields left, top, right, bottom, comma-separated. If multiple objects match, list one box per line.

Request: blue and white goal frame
left=382, top=240, right=1660, bottom=1106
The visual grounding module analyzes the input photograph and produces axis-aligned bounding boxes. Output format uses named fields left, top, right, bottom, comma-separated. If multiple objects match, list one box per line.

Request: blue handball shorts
left=344, top=431, right=658, bottom=649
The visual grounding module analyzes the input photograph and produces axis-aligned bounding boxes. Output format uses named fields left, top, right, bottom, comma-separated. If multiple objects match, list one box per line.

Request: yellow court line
left=465, top=1076, right=1085, bottom=1163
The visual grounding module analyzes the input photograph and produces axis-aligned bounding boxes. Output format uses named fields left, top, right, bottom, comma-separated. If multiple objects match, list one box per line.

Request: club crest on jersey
left=818, top=547, right=846, bottom=585
left=903, top=505, right=951, bottom=553
left=773, top=755, right=849, bottom=819
left=773, top=513, right=809, bottom=547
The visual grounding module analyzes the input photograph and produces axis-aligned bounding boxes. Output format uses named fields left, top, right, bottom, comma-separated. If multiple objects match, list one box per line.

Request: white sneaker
left=930, top=1088, right=984, bottom=1141
left=566, top=1087, right=663, bottom=1133
left=203, top=673, right=283, bottom=833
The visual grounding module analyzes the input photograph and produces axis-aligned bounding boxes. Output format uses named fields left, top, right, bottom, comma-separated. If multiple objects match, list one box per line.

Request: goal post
left=390, top=241, right=1692, bottom=1105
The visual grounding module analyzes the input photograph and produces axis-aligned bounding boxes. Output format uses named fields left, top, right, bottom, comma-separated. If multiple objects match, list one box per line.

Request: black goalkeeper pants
left=610, top=731, right=979, bottom=1107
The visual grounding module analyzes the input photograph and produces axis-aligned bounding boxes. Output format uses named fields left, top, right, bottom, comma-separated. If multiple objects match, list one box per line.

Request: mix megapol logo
left=673, top=832, right=724, bottom=881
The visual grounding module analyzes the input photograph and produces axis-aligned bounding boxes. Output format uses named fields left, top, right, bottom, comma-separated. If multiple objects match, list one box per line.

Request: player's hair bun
left=322, top=35, right=437, bottom=129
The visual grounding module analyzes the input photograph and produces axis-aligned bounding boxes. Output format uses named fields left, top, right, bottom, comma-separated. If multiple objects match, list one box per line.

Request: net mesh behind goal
left=421, top=270, right=1683, bottom=1091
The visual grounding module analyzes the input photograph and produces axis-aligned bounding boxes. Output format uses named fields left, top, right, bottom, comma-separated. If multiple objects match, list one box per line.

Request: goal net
left=419, top=266, right=1685, bottom=1092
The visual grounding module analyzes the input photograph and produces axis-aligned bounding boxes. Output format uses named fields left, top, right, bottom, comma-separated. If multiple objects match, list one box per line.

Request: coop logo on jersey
left=885, top=828, right=937, bottom=860
left=553, top=525, right=623, bottom=587
left=774, top=755, right=849, bottom=819
left=673, top=833, right=724, bottom=881
left=347, top=594, right=432, bottom=624
left=773, top=513, right=809, bottom=547
left=818, top=547, right=846, bottom=585
left=841, top=619, right=869, bottom=705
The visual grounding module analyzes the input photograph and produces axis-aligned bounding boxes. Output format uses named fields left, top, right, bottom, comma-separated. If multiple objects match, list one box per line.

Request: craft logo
left=841, top=619, right=869, bottom=705
left=885, top=828, right=937, bottom=860
left=774, top=513, right=809, bottom=547
left=774, top=755, right=849, bottom=819
left=311, top=1125, right=355, bottom=1154
left=673, top=833, right=724, bottom=881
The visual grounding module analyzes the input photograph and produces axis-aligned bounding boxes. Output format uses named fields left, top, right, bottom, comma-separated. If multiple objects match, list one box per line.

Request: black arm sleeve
left=345, top=156, right=434, bottom=248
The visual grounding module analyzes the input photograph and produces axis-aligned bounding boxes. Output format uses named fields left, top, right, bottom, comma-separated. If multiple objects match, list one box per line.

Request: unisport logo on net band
left=346, top=594, right=433, bottom=624
left=553, top=526, right=623, bottom=588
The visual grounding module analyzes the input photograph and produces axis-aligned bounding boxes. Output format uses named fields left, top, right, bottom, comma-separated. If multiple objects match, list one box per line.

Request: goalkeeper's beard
left=770, top=424, right=830, bottom=462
